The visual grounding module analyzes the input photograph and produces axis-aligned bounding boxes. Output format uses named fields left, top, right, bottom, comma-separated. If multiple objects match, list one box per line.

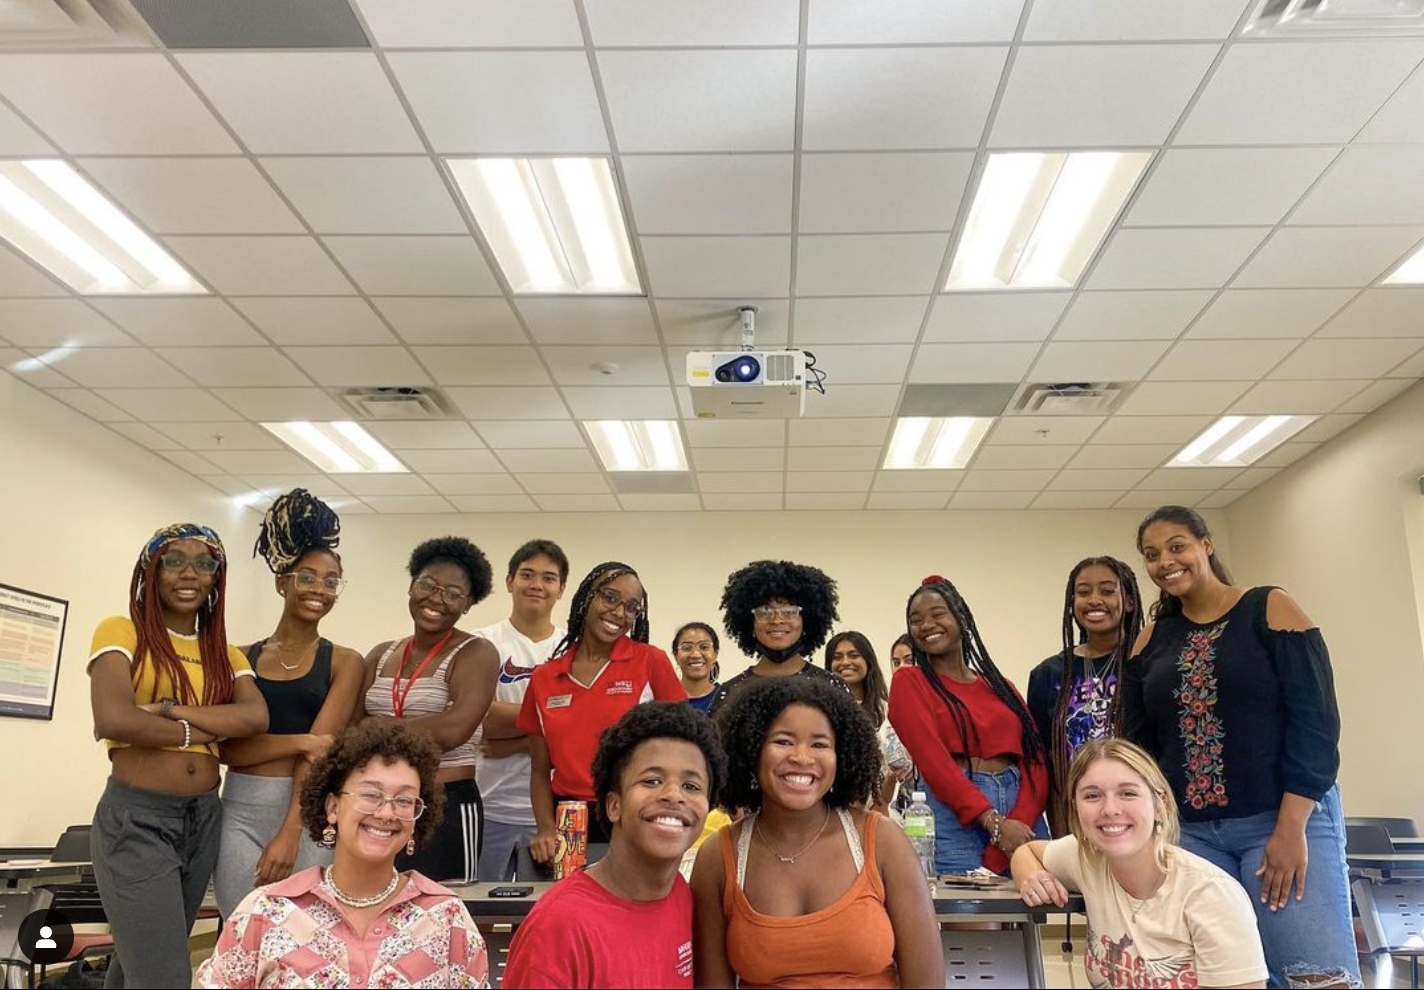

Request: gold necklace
left=267, top=637, right=318, bottom=671
left=754, top=806, right=831, bottom=865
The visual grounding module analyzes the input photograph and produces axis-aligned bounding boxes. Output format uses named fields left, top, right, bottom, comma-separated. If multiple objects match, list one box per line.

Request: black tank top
left=245, top=638, right=333, bottom=735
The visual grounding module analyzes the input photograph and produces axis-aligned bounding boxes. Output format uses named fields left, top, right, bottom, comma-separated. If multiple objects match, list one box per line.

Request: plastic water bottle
left=904, top=791, right=936, bottom=881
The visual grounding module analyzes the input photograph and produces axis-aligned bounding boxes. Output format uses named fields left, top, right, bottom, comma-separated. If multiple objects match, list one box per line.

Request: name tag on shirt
left=546, top=694, right=573, bottom=709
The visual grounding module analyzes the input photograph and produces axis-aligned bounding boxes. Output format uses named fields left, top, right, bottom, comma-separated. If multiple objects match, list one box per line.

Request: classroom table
left=1391, top=836, right=1424, bottom=853
left=1346, top=850, right=1424, bottom=878
left=0, top=860, right=87, bottom=891
left=452, top=879, right=1083, bottom=989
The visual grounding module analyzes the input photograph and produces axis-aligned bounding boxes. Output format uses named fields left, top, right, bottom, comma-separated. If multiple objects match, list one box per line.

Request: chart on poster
left=0, top=582, right=68, bottom=720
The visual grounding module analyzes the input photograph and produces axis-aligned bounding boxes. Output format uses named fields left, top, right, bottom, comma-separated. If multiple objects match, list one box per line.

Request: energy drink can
left=554, top=800, right=588, bottom=879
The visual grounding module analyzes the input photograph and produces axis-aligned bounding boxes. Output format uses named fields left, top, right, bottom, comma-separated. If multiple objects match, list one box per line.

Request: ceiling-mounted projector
left=686, top=350, right=806, bottom=419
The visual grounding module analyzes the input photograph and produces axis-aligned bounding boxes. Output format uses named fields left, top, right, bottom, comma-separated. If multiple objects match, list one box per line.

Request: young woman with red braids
left=87, top=523, right=269, bottom=988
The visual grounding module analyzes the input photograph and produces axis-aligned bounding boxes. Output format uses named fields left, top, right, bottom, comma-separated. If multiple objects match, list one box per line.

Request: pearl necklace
left=322, top=865, right=401, bottom=908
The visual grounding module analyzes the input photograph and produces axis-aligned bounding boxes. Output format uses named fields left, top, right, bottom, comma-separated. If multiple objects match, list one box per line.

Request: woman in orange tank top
left=691, top=677, right=942, bottom=988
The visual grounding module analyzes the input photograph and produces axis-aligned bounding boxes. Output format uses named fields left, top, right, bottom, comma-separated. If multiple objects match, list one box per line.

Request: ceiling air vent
left=0, top=0, right=149, bottom=48
left=1010, top=382, right=1125, bottom=416
left=341, top=387, right=452, bottom=421
left=1243, top=0, right=1424, bottom=36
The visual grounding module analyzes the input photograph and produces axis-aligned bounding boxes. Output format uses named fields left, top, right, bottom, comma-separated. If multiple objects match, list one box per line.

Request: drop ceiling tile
left=233, top=298, right=395, bottom=346
left=0, top=300, right=132, bottom=347
left=872, top=469, right=963, bottom=493
left=158, top=347, right=312, bottom=387
left=641, top=237, right=791, bottom=298
left=448, top=494, right=539, bottom=512
left=991, top=44, right=1215, bottom=147
left=702, top=492, right=784, bottom=511
left=1195, top=489, right=1247, bottom=508
left=516, top=298, right=656, bottom=345
left=1319, top=289, right=1424, bottom=338
left=789, top=417, right=891, bottom=447
left=194, top=476, right=256, bottom=498
left=375, top=298, right=524, bottom=345
left=868, top=491, right=952, bottom=510
left=1336, top=378, right=1416, bottom=413
left=1137, top=466, right=1242, bottom=489
left=542, top=346, right=668, bottom=386
left=925, top=293, right=1072, bottom=343
left=180, top=53, right=422, bottom=153
left=0, top=54, right=237, bottom=153
left=1186, top=289, right=1354, bottom=340
left=2, top=351, right=74, bottom=387
left=203, top=448, right=316, bottom=475
left=1115, top=380, right=1252, bottom=415
left=363, top=495, right=460, bottom=513
left=692, top=447, right=785, bottom=472
left=324, top=237, right=501, bottom=296
left=445, top=386, right=570, bottom=420
left=621, top=155, right=793, bottom=235
left=1069, top=444, right=1177, bottom=469
left=1030, top=340, right=1171, bottom=381
left=35, top=348, right=188, bottom=388
left=355, top=0, right=582, bottom=46
left=959, top=468, right=1057, bottom=491
left=787, top=447, right=882, bottom=471
left=683, top=420, right=787, bottom=448
left=1230, top=466, right=1283, bottom=488
left=1294, top=414, right=1364, bottom=444
left=425, top=473, right=523, bottom=495
left=785, top=492, right=868, bottom=510
left=1114, top=489, right=1191, bottom=509
left=1230, top=379, right=1368, bottom=414
left=1270, top=339, right=1424, bottom=380
left=1388, top=348, right=1424, bottom=379
left=911, top=342, right=1037, bottom=383
left=1253, top=442, right=1321, bottom=468
left=1149, top=339, right=1296, bottom=381
left=165, top=237, right=353, bottom=295
left=0, top=245, right=66, bottom=296
left=950, top=490, right=1037, bottom=508
left=210, top=387, right=349, bottom=421
left=809, top=0, right=1022, bottom=43
left=988, top=416, right=1104, bottom=445
left=156, top=449, right=224, bottom=475
left=599, top=50, right=797, bottom=152
left=536, top=494, right=622, bottom=511
left=695, top=472, right=784, bottom=494
left=585, top=0, right=799, bottom=44
left=93, top=298, right=263, bottom=347
left=1358, top=63, right=1424, bottom=142
left=330, top=474, right=434, bottom=497
left=0, top=100, right=54, bottom=156
left=1024, top=0, right=1245, bottom=40
left=1031, top=490, right=1122, bottom=509
left=81, top=157, right=304, bottom=236
left=45, top=388, right=134, bottom=421
left=972, top=445, right=1076, bottom=470
left=262, top=157, right=465, bottom=235
left=476, top=420, right=585, bottom=449
left=285, top=346, right=429, bottom=386
left=798, top=153, right=972, bottom=233
left=793, top=298, right=928, bottom=345
left=1087, top=228, right=1270, bottom=290
left=1233, top=227, right=1424, bottom=289
left=1124, top=148, right=1338, bottom=227
left=1290, top=147, right=1424, bottom=226
left=802, top=383, right=901, bottom=417
left=410, top=346, right=550, bottom=387
left=1048, top=468, right=1150, bottom=490
left=493, top=448, right=598, bottom=473
left=562, top=386, right=678, bottom=419
left=617, top=493, right=700, bottom=511
left=364, top=421, right=484, bottom=450
left=403, top=450, right=506, bottom=474
left=1053, top=291, right=1211, bottom=342
left=802, top=47, right=1006, bottom=150
left=792, top=344, right=910, bottom=384
left=516, top=473, right=612, bottom=495
left=390, top=51, right=607, bottom=153
left=152, top=421, right=280, bottom=450
left=1177, top=41, right=1424, bottom=145
left=658, top=298, right=791, bottom=348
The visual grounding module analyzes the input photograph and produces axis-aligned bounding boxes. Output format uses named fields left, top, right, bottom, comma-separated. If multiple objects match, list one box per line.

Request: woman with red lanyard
left=360, top=536, right=499, bottom=884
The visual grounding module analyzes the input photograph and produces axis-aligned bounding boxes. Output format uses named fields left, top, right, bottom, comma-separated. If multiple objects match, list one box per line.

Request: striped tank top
left=364, top=634, right=479, bottom=769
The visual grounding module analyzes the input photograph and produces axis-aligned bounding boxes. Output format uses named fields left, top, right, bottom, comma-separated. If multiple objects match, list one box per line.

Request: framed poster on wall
left=0, top=583, right=69, bottom=720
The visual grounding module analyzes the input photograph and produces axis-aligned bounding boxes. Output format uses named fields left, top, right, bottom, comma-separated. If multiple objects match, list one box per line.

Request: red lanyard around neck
left=391, top=629, right=455, bottom=718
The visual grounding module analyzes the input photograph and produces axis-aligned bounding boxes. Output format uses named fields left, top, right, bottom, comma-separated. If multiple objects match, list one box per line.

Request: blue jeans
left=925, top=764, right=1046, bottom=874
left=1179, top=785, right=1362, bottom=989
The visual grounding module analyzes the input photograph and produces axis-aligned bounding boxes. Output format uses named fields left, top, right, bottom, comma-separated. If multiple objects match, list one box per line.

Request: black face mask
left=757, top=642, right=803, bottom=663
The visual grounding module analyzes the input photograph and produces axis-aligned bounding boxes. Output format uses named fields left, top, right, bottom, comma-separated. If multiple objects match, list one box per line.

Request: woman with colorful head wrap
left=87, top=522, right=269, bottom=987
left=213, top=490, right=368, bottom=919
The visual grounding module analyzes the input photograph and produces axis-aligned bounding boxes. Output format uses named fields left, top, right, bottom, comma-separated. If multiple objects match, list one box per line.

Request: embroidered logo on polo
left=606, top=679, right=634, bottom=695
left=497, top=657, right=534, bottom=685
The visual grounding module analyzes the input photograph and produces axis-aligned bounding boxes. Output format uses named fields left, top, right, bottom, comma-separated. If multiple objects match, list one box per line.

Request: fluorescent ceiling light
left=883, top=417, right=993, bottom=470
left=585, top=420, right=688, bottom=472
left=1383, top=243, right=1424, bottom=285
left=946, top=151, right=1152, bottom=291
left=1171, top=414, right=1315, bottom=467
left=448, top=157, right=641, bottom=295
left=0, top=160, right=203, bottom=295
left=261, top=421, right=407, bottom=474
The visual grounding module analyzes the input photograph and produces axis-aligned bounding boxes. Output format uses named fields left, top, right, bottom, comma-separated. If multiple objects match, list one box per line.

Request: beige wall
left=1225, top=380, right=1424, bottom=825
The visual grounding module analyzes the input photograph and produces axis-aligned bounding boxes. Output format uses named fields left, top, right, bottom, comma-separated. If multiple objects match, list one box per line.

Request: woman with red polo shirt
left=518, top=561, right=686, bottom=862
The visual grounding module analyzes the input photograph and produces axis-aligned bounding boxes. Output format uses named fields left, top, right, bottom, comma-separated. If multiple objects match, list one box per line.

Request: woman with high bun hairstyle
left=213, top=489, right=367, bottom=919
left=88, top=523, right=268, bottom=988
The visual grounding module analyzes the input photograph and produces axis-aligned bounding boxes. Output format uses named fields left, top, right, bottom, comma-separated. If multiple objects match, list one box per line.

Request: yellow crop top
left=88, top=615, right=253, bottom=758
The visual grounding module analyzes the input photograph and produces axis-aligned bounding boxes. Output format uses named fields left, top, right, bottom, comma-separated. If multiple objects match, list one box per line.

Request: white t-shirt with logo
left=1043, top=835, right=1267, bottom=989
left=474, top=617, right=565, bottom=826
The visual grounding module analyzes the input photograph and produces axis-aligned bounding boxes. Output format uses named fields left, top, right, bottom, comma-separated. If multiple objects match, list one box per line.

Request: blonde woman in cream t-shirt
left=1012, top=739, right=1267, bottom=989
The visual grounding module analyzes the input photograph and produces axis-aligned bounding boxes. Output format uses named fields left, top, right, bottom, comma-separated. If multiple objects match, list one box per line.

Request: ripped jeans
left=1179, top=785, right=1362, bottom=989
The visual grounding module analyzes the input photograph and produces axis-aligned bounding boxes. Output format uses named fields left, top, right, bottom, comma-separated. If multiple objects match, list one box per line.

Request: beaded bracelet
left=178, top=718, right=191, bottom=750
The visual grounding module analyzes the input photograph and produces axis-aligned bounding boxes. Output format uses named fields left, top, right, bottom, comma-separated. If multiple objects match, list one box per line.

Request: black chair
left=1347, top=816, right=1420, bottom=840
left=1347, top=824, right=1395, bottom=856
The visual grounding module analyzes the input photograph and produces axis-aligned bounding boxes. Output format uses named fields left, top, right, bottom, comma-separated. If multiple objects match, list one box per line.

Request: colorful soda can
left=554, top=800, right=588, bottom=879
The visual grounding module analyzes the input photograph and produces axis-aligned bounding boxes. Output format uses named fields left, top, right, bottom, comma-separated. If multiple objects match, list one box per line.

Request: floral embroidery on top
left=1174, top=622, right=1228, bottom=811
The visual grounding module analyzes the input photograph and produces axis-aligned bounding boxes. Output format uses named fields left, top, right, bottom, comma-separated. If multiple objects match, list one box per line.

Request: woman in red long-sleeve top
left=888, top=576, right=1047, bottom=874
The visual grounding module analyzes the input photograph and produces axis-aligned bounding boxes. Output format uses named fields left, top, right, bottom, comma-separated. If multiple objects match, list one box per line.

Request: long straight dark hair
left=1135, top=505, right=1233, bottom=620
left=823, top=630, right=888, bottom=729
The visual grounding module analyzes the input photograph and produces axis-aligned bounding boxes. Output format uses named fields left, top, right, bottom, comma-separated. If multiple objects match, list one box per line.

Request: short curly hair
left=720, top=560, right=839, bottom=658
left=408, top=536, right=493, bottom=606
left=713, top=676, right=879, bottom=813
left=590, top=701, right=728, bottom=827
left=301, top=723, right=446, bottom=849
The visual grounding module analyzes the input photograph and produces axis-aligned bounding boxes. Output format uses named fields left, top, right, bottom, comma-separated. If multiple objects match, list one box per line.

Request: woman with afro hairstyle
left=197, top=723, right=489, bottom=988
left=360, top=536, right=500, bottom=885
left=888, top=576, right=1048, bottom=875
left=517, top=561, right=686, bottom=862
left=692, top=677, right=942, bottom=988
left=706, top=559, right=847, bottom=717
left=88, top=523, right=268, bottom=988
left=214, top=490, right=368, bottom=918
left=1026, top=555, right=1143, bottom=836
